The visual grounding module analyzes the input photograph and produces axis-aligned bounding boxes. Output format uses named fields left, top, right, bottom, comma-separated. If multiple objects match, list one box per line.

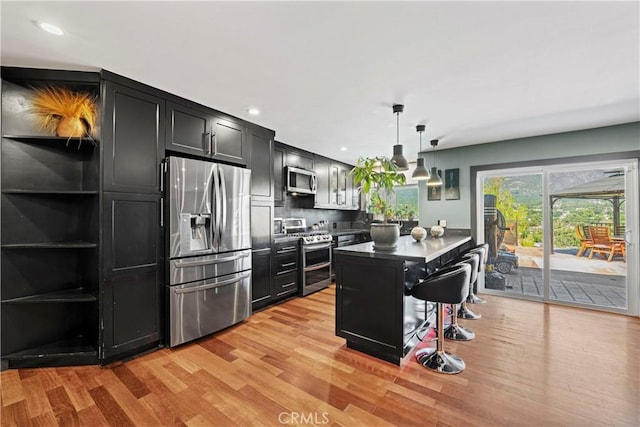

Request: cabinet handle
left=281, top=281, right=296, bottom=288
left=159, top=163, right=164, bottom=192
left=160, top=198, right=164, bottom=227
left=211, top=132, right=217, bottom=155
left=203, top=132, right=211, bottom=154
left=281, top=262, right=296, bottom=268
left=277, top=246, right=297, bottom=253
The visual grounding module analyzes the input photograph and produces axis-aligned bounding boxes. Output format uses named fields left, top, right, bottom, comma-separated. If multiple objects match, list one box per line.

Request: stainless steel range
left=300, top=233, right=333, bottom=296
left=279, top=218, right=333, bottom=296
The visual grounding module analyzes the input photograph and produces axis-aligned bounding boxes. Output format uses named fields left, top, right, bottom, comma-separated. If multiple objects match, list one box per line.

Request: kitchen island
left=334, top=231, right=472, bottom=364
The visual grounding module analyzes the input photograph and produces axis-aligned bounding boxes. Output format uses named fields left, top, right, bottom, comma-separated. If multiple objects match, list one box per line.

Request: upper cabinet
left=166, top=101, right=211, bottom=158
left=212, top=115, right=246, bottom=166
left=247, top=125, right=274, bottom=201
left=286, top=148, right=314, bottom=170
left=314, top=154, right=358, bottom=210
left=102, top=80, right=164, bottom=194
left=166, top=100, right=247, bottom=166
left=273, top=143, right=286, bottom=206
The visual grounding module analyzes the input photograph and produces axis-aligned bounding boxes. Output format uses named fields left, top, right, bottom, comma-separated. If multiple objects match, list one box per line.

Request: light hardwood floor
left=2, top=285, right=639, bottom=426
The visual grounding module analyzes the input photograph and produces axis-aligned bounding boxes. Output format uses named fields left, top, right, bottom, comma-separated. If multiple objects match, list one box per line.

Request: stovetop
left=300, top=234, right=333, bottom=245
left=273, top=231, right=333, bottom=245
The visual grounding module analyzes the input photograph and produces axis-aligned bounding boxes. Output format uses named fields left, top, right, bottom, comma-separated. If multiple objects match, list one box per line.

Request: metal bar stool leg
left=415, top=303, right=465, bottom=374
left=444, top=303, right=475, bottom=341
left=458, top=300, right=481, bottom=320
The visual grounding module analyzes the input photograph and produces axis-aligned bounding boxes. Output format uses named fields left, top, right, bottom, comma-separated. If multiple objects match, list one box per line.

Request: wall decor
left=427, top=170, right=442, bottom=200
left=445, top=168, right=460, bottom=200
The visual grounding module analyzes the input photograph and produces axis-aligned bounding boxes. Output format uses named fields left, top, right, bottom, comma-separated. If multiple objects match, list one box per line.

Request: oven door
left=302, top=242, right=332, bottom=296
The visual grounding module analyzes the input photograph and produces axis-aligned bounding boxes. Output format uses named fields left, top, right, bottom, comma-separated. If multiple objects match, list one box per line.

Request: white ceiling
left=1, top=1, right=638, bottom=165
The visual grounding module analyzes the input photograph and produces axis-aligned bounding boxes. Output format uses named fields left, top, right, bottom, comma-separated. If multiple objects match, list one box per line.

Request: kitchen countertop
left=333, top=230, right=471, bottom=262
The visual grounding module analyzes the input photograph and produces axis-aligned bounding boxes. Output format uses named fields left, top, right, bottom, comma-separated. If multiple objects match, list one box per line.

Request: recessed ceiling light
left=36, top=21, right=64, bottom=36
left=340, top=147, right=348, bottom=151
left=247, top=107, right=260, bottom=116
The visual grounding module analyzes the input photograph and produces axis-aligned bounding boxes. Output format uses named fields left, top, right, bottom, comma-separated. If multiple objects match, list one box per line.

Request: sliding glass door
left=477, top=159, right=638, bottom=315
left=481, top=170, right=544, bottom=301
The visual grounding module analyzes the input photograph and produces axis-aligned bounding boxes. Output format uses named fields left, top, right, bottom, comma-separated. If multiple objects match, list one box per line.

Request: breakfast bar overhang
left=334, top=231, right=472, bottom=365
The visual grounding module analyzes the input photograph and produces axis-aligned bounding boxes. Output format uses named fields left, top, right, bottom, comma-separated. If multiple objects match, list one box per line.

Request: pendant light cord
left=396, top=111, right=400, bottom=145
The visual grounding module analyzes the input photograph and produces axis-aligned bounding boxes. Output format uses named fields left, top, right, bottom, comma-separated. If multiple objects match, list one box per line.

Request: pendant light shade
left=390, top=104, right=409, bottom=171
left=426, top=139, right=443, bottom=187
left=412, top=124, right=429, bottom=180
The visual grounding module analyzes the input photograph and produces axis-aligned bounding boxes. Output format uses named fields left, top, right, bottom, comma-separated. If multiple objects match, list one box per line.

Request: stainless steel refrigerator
left=166, top=156, right=251, bottom=347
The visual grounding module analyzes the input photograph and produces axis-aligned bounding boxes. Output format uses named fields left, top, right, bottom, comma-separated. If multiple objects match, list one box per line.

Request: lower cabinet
left=272, top=240, right=299, bottom=300
left=101, top=192, right=163, bottom=362
left=251, top=248, right=272, bottom=309
left=252, top=240, right=300, bottom=311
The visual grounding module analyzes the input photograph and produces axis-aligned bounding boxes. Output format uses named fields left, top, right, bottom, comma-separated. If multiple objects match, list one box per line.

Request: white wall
left=416, top=122, right=640, bottom=228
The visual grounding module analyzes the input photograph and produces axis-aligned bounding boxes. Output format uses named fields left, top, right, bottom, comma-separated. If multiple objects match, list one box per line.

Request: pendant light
left=390, top=104, right=409, bottom=171
left=411, top=125, right=429, bottom=180
left=426, top=139, right=443, bottom=187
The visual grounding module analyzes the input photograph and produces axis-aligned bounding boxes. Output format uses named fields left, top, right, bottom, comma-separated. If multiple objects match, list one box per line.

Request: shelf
left=2, top=135, right=97, bottom=151
left=2, top=189, right=98, bottom=195
left=2, top=336, right=98, bottom=368
left=1, top=241, right=97, bottom=249
left=2, top=288, right=97, bottom=304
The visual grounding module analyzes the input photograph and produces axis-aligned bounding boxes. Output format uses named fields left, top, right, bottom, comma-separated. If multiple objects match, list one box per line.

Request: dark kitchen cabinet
left=272, top=241, right=299, bottom=300
left=166, top=101, right=211, bottom=158
left=211, top=114, right=247, bottom=166
left=286, top=148, right=314, bottom=170
left=314, top=156, right=332, bottom=207
left=251, top=249, right=272, bottom=309
left=102, top=80, right=164, bottom=194
left=166, top=100, right=247, bottom=166
left=1, top=67, right=101, bottom=369
left=248, top=125, right=275, bottom=201
left=314, top=154, right=358, bottom=210
left=273, top=143, right=286, bottom=206
left=101, top=192, right=162, bottom=361
left=251, top=201, right=273, bottom=310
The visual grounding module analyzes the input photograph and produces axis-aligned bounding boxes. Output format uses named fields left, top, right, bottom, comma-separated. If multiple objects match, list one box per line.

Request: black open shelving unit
left=1, top=69, right=101, bottom=369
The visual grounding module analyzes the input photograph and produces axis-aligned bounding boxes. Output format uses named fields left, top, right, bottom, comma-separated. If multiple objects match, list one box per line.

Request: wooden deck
left=2, top=286, right=639, bottom=426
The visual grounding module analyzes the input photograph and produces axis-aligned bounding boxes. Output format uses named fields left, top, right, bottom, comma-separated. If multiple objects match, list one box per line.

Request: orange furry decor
left=31, top=86, right=98, bottom=137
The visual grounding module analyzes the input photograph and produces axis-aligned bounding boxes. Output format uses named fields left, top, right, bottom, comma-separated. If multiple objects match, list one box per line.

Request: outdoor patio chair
left=575, top=225, right=594, bottom=257
left=588, top=226, right=626, bottom=262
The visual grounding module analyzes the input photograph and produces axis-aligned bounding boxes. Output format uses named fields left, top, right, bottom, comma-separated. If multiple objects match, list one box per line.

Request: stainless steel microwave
left=285, top=166, right=317, bottom=195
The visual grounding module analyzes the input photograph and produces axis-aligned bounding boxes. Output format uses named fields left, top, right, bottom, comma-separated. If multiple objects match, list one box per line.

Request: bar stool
left=466, top=243, right=488, bottom=304
left=441, top=251, right=481, bottom=320
left=457, top=252, right=482, bottom=320
left=443, top=257, right=476, bottom=341
left=411, top=264, right=471, bottom=374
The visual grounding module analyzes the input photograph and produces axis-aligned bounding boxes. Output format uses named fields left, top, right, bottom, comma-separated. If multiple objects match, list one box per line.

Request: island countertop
left=334, top=229, right=472, bottom=263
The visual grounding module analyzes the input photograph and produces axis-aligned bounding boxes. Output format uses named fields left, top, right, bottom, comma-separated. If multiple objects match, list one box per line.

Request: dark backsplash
left=275, top=194, right=360, bottom=231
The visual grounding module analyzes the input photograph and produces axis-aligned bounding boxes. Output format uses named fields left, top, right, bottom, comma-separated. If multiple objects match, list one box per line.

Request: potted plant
left=351, top=156, right=406, bottom=249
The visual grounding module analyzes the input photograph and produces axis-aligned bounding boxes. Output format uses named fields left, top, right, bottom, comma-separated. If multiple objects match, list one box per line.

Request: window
left=393, top=185, right=419, bottom=219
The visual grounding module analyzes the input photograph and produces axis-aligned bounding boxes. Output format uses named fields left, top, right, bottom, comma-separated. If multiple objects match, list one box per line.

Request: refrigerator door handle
left=173, top=271, right=251, bottom=294
left=174, top=251, right=250, bottom=268
left=219, top=167, right=228, bottom=240
left=213, top=165, right=221, bottom=249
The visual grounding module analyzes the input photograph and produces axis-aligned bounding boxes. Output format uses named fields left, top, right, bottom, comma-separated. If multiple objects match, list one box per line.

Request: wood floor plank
left=87, top=385, right=135, bottom=427
left=0, top=370, right=24, bottom=407
left=2, top=287, right=639, bottom=426
left=45, top=386, right=80, bottom=426
left=1, top=400, right=32, bottom=427
left=111, top=364, right=150, bottom=399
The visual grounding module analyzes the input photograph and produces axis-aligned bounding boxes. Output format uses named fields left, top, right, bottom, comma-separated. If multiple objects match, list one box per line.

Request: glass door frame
left=474, top=159, right=639, bottom=317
